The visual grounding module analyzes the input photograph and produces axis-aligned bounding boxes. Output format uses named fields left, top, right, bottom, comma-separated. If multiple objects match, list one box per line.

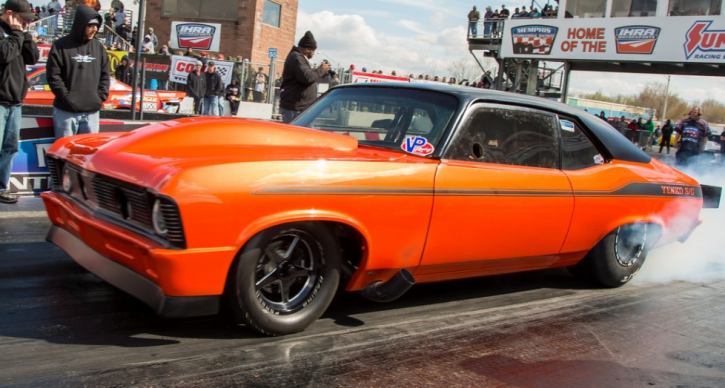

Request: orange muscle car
left=42, top=83, right=721, bottom=336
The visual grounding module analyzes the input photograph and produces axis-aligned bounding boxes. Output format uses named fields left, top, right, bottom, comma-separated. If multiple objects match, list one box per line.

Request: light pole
left=661, top=75, right=670, bottom=122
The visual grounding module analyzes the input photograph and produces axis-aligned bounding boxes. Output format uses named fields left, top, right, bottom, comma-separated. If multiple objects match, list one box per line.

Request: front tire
left=227, top=222, right=340, bottom=336
left=568, top=223, right=650, bottom=288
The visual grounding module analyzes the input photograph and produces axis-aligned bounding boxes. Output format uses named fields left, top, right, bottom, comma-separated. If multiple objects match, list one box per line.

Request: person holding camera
left=279, top=31, right=330, bottom=123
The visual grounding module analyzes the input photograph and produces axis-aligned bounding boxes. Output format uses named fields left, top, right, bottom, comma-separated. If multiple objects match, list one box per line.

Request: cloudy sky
left=296, top=0, right=725, bottom=104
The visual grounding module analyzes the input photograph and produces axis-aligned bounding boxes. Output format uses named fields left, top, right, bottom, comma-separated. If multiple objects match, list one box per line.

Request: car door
left=417, top=103, right=574, bottom=278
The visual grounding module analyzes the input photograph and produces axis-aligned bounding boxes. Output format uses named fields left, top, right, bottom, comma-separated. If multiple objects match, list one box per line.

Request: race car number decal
left=401, top=136, right=434, bottom=156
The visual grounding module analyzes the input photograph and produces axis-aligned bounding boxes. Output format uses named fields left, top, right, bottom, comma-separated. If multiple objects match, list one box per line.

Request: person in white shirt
left=47, top=0, right=61, bottom=14
left=142, top=34, right=153, bottom=53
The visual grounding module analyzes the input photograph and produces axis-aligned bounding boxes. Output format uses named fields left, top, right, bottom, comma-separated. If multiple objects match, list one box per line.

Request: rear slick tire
left=568, top=223, right=649, bottom=288
left=227, top=222, right=340, bottom=336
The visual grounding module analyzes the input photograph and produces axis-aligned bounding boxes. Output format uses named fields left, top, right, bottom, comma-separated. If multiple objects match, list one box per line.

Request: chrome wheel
left=614, top=224, right=647, bottom=267
left=255, top=230, right=326, bottom=314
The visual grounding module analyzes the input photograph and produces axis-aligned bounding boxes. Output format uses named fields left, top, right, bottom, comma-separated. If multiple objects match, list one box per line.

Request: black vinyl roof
left=335, top=82, right=652, bottom=164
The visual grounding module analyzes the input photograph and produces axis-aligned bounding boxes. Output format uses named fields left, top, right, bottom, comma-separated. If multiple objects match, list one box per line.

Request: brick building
left=144, top=0, right=297, bottom=64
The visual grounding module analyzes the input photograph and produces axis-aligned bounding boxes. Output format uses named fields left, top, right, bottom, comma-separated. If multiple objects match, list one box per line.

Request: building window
left=669, top=0, right=721, bottom=15
left=263, top=1, right=281, bottom=28
left=611, top=0, right=658, bottom=17
left=565, top=0, right=606, bottom=18
left=162, top=0, right=238, bottom=21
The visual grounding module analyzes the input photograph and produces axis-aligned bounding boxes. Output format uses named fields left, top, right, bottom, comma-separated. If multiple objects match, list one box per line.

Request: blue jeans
left=203, top=96, right=219, bottom=116
left=469, top=21, right=478, bottom=37
left=0, top=104, right=22, bottom=192
left=53, top=108, right=100, bottom=139
left=280, top=108, right=302, bottom=124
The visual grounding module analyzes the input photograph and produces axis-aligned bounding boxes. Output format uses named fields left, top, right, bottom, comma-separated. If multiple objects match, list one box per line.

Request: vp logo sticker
left=402, top=136, right=434, bottom=156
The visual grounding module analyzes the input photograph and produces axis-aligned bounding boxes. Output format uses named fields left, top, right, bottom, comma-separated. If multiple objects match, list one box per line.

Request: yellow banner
left=108, top=51, right=129, bottom=76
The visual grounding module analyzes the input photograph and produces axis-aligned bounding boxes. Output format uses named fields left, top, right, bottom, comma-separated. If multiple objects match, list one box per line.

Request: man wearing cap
left=47, top=4, right=110, bottom=139
left=203, top=61, right=223, bottom=116
left=279, top=31, right=330, bottom=123
left=0, top=0, right=39, bottom=204
left=186, top=60, right=205, bottom=115
left=148, top=27, right=158, bottom=51
left=114, top=55, right=133, bottom=85
left=253, top=66, right=267, bottom=103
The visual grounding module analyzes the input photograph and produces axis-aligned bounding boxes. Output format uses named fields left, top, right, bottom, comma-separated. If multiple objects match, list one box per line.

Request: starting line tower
left=468, top=0, right=724, bottom=101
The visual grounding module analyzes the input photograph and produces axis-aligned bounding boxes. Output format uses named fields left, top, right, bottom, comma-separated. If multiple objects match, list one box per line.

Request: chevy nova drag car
left=42, top=83, right=721, bottom=336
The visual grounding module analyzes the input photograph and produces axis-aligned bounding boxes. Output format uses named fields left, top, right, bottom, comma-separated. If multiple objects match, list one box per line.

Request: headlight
left=152, top=199, right=168, bottom=236
left=62, top=167, right=72, bottom=193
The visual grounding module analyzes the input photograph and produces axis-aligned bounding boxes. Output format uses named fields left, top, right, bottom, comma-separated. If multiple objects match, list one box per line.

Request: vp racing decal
left=401, top=136, right=435, bottom=156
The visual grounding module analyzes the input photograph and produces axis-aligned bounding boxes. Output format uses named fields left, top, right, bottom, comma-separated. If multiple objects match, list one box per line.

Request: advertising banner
left=107, top=51, right=129, bottom=75
left=500, top=16, right=725, bottom=64
left=169, top=55, right=234, bottom=86
left=351, top=71, right=409, bottom=83
left=140, top=54, right=171, bottom=81
left=38, top=43, right=51, bottom=62
left=170, top=22, right=222, bottom=52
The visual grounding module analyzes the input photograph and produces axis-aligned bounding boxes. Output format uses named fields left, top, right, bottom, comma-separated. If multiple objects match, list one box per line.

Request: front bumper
left=47, top=225, right=220, bottom=318
left=42, top=191, right=237, bottom=318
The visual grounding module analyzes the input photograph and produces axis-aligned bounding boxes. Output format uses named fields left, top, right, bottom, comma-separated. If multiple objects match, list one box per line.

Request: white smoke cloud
left=634, top=162, right=725, bottom=284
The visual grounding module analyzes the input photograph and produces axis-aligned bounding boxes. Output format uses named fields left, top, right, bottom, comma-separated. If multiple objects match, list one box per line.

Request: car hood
left=50, top=117, right=360, bottom=189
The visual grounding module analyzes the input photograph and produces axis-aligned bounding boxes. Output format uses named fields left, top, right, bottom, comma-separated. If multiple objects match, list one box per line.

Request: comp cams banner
left=169, top=55, right=234, bottom=86
left=500, top=16, right=725, bottom=64
left=170, top=22, right=222, bottom=52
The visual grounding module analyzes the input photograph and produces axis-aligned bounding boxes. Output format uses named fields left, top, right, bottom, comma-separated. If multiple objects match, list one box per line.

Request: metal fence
left=28, top=9, right=134, bottom=48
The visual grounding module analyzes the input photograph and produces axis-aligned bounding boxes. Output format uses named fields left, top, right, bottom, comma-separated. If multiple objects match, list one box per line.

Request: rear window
left=293, top=87, right=459, bottom=156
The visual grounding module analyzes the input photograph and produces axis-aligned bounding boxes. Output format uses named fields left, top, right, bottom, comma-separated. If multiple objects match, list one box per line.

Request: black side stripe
left=251, top=182, right=703, bottom=199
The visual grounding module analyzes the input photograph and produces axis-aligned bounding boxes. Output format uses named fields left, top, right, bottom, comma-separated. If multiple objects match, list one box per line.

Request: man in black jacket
left=114, top=55, right=133, bottom=85
left=47, top=5, right=110, bottom=139
left=279, top=31, right=330, bottom=123
left=0, top=0, right=39, bottom=204
left=203, top=61, right=223, bottom=116
left=186, top=60, right=205, bottom=115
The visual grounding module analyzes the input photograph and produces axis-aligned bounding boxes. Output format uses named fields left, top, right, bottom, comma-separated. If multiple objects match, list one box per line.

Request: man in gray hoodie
left=47, top=5, right=110, bottom=139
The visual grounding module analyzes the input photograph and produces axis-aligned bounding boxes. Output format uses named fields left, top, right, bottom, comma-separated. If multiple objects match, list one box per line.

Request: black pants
left=675, top=150, right=699, bottom=166
left=193, top=97, right=203, bottom=115
left=229, top=100, right=239, bottom=116
left=253, top=91, right=264, bottom=103
left=659, top=136, right=671, bottom=153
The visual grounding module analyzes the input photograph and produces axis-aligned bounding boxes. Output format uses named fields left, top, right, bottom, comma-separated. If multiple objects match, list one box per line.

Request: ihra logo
left=614, top=26, right=660, bottom=54
left=176, top=23, right=216, bottom=50
left=684, top=21, right=725, bottom=60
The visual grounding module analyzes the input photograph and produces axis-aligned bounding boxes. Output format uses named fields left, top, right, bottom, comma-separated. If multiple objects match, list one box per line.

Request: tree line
left=573, top=82, right=725, bottom=124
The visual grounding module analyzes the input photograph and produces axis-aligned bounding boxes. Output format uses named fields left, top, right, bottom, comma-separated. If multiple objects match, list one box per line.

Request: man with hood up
left=47, top=5, right=110, bottom=139
left=115, top=55, right=133, bottom=85
left=279, top=31, right=330, bottom=123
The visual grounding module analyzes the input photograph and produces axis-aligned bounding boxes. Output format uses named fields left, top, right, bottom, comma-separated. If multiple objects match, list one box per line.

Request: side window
left=446, top=105, right=560, bottom=169
left=559, top=116, right=604, bottom=170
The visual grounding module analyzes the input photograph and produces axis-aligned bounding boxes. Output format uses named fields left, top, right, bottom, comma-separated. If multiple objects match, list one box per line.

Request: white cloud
left=297, top=11, right=475, bottom=77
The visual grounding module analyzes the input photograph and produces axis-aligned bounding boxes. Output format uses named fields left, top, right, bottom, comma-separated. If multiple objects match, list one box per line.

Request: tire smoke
left=633, top=163, right=725, bottom=284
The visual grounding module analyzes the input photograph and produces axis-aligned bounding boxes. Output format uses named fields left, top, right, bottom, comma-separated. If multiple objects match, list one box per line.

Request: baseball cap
left=196, top=60, right=203, bottom=66
left=208, top=61, right=215, bottom=66
left=5, top=0, right=36, bottom=20
left=87, top=18, right=100, bottom=26
left=200, top=51, right=207, bottom=56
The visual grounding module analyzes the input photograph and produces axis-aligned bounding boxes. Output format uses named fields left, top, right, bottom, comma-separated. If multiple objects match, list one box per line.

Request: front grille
left=159, top=199, right=185, bottom=247
left=53, top=161, right=186, bottom=250
left=47, top=157, right=61, bottom=189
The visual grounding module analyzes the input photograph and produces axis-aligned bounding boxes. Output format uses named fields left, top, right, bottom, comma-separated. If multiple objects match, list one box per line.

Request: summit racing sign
left=170, top=22, right=222, bottom=52
left=684, top=21, right=725, bottom=60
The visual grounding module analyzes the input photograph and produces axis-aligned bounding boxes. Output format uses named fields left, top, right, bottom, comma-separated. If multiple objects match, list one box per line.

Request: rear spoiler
left=701, top=185, right=722, bottom=208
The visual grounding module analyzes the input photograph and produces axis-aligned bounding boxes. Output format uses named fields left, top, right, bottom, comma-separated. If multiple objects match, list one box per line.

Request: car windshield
left=292, top=87, right=460, bottom=155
